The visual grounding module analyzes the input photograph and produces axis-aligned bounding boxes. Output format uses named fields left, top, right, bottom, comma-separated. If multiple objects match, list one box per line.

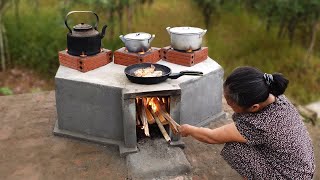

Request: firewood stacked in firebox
left=136, top=97, right=180, bottom=142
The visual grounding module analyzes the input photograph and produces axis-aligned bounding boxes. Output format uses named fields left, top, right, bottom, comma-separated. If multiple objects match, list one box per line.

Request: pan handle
left=169, top=71, right=203, bottom=79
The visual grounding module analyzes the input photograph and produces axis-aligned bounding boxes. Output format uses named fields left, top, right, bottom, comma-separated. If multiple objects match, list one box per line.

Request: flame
left=149, top=98, right=158, bottom=112
left=138, top=49, right=145, bottom=55
left=80, top=51, right=87, bottom=57
left=186, top=49, right=193, bottom=53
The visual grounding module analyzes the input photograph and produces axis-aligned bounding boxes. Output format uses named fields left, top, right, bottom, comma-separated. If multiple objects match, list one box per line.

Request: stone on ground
left=127, top=138, right=192, bottom=179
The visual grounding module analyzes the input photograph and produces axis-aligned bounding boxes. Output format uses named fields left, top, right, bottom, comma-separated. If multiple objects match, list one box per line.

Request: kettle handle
left=65, top=11, right=99, bottom=33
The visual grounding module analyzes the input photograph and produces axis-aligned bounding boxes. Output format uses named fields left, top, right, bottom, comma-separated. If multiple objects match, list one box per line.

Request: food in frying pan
left=134, top=65, right=163, bottom=77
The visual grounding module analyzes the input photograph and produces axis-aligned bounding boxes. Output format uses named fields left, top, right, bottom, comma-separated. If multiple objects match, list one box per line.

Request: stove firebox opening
left=135, top=96, right=179, bottom=142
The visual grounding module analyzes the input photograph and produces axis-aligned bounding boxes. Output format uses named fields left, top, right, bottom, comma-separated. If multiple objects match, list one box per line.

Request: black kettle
left=65, top=11, right=108, bottom=56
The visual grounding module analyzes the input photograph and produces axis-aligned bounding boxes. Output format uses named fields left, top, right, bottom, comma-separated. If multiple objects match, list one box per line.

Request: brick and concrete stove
left=53, top=57, right=225, bottom=155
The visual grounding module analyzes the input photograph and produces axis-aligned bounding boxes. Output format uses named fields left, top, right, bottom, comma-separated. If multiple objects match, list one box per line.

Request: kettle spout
left=100, top=25, right=108, bottom=39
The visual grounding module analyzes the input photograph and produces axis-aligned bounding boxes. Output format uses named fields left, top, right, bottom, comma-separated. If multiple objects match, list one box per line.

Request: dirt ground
left=0, top=68, right=54, bottom=95
left=0, top=91, right=319, bottom=180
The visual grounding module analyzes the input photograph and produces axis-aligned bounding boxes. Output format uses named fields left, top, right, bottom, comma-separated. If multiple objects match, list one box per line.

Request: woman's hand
left=178, top=124, right=194, bottom=137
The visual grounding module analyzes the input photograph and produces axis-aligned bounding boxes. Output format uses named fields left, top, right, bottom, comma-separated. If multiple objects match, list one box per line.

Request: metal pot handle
left=119, top=35, right=125, bottom=43
left=199, top=29, right=207, bottom=38
left=166, top=27, right=171, bottom=35
left=65, top=11, right=99, bottom=33
left=169, top=71, right=203, bottom=79
left=148, top=34, right=155, bottom=43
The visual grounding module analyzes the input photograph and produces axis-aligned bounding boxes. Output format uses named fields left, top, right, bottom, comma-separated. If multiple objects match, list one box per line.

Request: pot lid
left=169, top=27, right=204, bottom=34
left=124, top=32, right=151, bottom=40
left=73, top=23, right=93, bottom=31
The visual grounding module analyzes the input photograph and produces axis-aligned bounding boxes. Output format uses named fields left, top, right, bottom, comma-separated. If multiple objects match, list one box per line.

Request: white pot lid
left=169, top=27, right=204, bottom=34
left=124, top=32, right=151, bottom=40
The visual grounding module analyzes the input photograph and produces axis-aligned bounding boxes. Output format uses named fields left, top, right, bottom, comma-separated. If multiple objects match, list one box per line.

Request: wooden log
left=154, top=98, right=180, bottom=133
left=148, top=98, right=168, bottom=124
left=158, top=111, right=179, bottom=134
left=143, top=98, right=155, bottom=124
left=136, top=98, right=141, bottom=126
left=140, top=105, right=150, bottom=137
left=145, top=107, right=156, bottom=124
left=156, top=110, right=169, bottom=125
left=150, top=110, right=171, bottom=142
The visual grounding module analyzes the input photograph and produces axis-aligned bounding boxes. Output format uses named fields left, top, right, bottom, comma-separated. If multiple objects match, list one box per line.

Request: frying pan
left=124, top=63, right=203, bottom=84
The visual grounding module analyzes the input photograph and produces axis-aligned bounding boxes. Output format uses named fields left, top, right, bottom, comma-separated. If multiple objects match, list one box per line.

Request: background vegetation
left=0, top=0, right=319, bottom=104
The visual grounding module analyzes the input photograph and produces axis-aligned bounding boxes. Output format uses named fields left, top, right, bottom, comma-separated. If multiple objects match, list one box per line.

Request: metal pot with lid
left=166, top=26, right=207, bottom=51
left=119, top=32, right=155, bottom=53
left=65, top=11, right=108, bottom=56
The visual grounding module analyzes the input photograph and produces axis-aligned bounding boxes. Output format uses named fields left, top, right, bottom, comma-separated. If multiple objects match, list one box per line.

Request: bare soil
left=0, top=68, right=54, bottom=95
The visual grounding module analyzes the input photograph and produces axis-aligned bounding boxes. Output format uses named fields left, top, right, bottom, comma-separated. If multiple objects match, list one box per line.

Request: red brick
left=161, top=46, right=208, bottom=67
left=114, top=47, right=161, bottom=66
left=58, top=49, right=112, bottom=72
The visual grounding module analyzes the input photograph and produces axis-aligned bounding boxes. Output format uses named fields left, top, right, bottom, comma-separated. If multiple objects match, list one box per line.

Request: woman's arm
left=178, top=122, right=247, bottom=144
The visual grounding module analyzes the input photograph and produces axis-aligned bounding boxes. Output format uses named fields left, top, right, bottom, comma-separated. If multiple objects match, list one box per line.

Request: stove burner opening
left=135, top=96, right=179, bottom=142
left=124, top=47, right=152, bottom=54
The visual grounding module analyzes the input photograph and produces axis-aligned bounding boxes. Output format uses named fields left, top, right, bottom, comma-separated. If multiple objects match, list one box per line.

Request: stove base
left=53, top=120, right=138, bottom=156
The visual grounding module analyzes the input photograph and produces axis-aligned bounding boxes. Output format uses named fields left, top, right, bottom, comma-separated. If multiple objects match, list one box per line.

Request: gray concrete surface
left=127, top=138, right=192, bottom=179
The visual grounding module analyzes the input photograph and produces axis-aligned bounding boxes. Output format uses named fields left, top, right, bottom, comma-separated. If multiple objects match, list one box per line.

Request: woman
left=178, top=66, right=315, bottom=179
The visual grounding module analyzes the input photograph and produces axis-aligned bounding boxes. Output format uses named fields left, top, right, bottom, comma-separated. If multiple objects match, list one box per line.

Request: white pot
left=119, top=32, right=155, bottom=53
left=166, top=26, right=207, bottom=51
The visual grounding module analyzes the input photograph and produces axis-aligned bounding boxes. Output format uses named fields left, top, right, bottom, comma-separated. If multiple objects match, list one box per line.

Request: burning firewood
left=136, top=98, right=141, bottom=126
left=136, top=98, right=150, bottom=136
left=150, top=110, right=171, bottom=142
left=136, top=96, right=180, bottom=141
left=145, top=108, right=155, bottom=124
left=153, top=98, right=180, bottom=134
left=148, top=98, right=168, bottom=125
left=141, top=105, right=150, bottom=137
left=143, top=98, right=155, bottom=124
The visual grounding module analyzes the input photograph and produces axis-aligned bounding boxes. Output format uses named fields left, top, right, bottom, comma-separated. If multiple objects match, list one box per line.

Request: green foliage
left=0, top=87, right=13, bottom=95
left=207, top=9, right=320, bottom=104
left=244, top=0, right=320, bottom=44
left=4, top=7, right=66, bottom=76
left=192, top=0, right=223, bottom=29
left=2, top=0, right=154, bottom=76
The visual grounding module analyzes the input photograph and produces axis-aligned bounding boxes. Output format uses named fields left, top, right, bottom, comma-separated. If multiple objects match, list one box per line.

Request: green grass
left=3, top=0, right=320, bottom=104
left=205, top=10, right=320, bottom=104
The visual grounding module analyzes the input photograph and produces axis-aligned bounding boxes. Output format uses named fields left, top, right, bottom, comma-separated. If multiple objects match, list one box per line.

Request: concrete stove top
left=55, top=58, right=222, bottom=95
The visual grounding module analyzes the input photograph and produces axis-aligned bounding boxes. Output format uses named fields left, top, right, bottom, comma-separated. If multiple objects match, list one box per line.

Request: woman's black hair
left=223, top=66, right=289, bottom=108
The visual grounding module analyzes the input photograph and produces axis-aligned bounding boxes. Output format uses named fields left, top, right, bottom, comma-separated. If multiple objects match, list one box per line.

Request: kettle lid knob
left=73, top=23, right=93, bottom=31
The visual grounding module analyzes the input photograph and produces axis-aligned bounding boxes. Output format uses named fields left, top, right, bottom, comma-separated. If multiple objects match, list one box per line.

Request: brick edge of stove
left=160, top=46, right=208, bottom=67
left=113, top=47, right=161, bottom=66
left=53, top=120, right=139, bottom=156
left=58, top=49, right=113, bottom=72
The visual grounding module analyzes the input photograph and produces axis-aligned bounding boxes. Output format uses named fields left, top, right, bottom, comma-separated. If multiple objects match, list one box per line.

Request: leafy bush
left=4, top=9, right=65, bottom=76
left=0, top=87, right=13, bottom=95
